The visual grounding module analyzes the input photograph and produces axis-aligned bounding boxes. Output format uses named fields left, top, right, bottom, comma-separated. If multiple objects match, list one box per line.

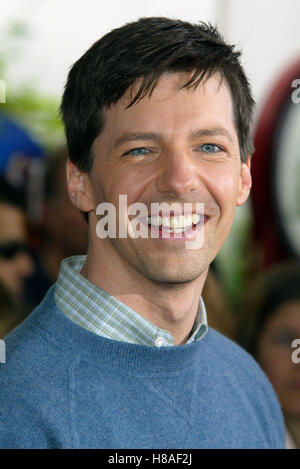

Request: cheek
left=204, top=166, right=240, bottom=214
left=108, top=167, right=153, bottom=207
left=200, top=164, right=239, bottom=208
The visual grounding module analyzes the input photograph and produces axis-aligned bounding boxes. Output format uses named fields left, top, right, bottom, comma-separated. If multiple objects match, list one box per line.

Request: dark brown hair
left=61, top=17, right=255, bottom=174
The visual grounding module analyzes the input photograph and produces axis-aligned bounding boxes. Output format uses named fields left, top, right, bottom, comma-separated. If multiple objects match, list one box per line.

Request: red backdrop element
left=251, top=59, right=300, bottom=269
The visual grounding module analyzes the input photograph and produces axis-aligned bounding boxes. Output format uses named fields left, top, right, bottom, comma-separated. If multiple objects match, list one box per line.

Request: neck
left=81, top=237, right=207, bottom=346
left=286, top=416, right=300, bottom=448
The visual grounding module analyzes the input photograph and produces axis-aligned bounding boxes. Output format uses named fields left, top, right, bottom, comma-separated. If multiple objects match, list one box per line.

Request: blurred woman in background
left=236, top=263, right=300, bottom=448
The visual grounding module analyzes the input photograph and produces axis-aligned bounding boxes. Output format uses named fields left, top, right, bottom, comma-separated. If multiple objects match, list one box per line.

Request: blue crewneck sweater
left=0, top=286, right=284, bottom=449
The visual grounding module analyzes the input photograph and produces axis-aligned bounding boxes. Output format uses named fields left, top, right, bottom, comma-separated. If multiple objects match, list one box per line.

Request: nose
left=156, top=148, right=199, bottom=197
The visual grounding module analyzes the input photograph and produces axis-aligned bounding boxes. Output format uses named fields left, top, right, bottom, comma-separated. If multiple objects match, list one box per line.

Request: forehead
left=101, top=72, right=237, bottom=141
left=268, top=301, right=300, bottom=328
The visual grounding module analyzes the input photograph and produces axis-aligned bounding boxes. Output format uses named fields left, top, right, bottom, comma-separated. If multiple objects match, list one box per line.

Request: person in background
left=0, top=176, right=33, bottom=300
left=0, top=280, right=30, bottom=338
left=236, top=263, right=300, bottom=448
left=0, top=177, right=33, bottom=335
left=25, top=147, right=88, bottom=307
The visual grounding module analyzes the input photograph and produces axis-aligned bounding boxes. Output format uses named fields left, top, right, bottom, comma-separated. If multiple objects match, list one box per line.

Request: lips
left=126, top=203, right=208, bottom=242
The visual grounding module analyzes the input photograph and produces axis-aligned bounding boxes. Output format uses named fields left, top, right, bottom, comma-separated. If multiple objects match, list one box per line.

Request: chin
left=139, top=262, right=205, bottom=285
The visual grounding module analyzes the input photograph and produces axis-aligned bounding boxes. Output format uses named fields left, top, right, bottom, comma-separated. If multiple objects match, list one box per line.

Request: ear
left=66, top=159, right=95, bottom=213
left=236, top=156, right=252, bottom=207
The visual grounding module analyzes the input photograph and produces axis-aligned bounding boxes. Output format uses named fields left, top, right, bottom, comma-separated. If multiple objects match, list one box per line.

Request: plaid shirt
left=54, top=255, right=208, bottom=347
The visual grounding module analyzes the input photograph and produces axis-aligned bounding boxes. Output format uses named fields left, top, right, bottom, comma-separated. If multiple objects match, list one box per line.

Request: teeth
left=192, top=213, right=201, bottom=225
left=147, top=213, right=202, bottom=231
left=150, top=215, right=161, bottom=226
left=162, top=225, right=191, bottom=233
left=162, top=216, right=170, bottom=227
left=183, top=214, right=193, bottom=227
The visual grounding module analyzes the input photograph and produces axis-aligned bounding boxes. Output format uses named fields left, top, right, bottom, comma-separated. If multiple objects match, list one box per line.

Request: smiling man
left=0, top=17, right=284, bottom=449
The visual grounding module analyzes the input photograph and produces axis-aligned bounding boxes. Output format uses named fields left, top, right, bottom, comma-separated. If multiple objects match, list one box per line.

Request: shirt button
left=155, top=337, right=165, bottom=347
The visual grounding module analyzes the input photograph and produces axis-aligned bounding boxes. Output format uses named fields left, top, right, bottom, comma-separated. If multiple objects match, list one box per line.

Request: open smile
left=145, top=214, right=208, bottom=240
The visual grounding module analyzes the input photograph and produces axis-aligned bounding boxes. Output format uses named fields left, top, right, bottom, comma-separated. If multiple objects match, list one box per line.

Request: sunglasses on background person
left=0, top=241, right=31, bottom=260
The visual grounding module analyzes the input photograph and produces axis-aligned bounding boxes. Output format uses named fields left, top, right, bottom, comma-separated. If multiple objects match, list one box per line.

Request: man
left=0, top=17, right=284, bottom=448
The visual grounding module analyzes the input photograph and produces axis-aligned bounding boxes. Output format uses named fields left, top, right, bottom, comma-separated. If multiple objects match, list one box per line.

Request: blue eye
left=200, top=144, right=222, bottom=153
left=123, top=147, right=149, bottom=156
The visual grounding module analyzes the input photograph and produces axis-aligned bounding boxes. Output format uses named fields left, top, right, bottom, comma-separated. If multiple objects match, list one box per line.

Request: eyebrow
left=112, top=127, right=234, bottom=149
left=190, top=127, right=234, bottom=143
left=112, top=132, right=160, bottom=149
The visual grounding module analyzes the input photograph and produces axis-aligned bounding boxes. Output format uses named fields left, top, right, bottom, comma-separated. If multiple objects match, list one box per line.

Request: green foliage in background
left=0, top=19, right=64, bottom=150
left=216, top=202, right=253, bottom=313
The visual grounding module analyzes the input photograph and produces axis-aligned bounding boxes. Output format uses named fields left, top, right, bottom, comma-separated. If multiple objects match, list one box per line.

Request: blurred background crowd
left=0, top=0, right=299, bottom=449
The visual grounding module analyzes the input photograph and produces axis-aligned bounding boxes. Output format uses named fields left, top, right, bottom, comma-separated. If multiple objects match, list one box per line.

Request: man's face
left=0, top=203, right=33, bottom=297
left=86, top=72, right=251, bottom=284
